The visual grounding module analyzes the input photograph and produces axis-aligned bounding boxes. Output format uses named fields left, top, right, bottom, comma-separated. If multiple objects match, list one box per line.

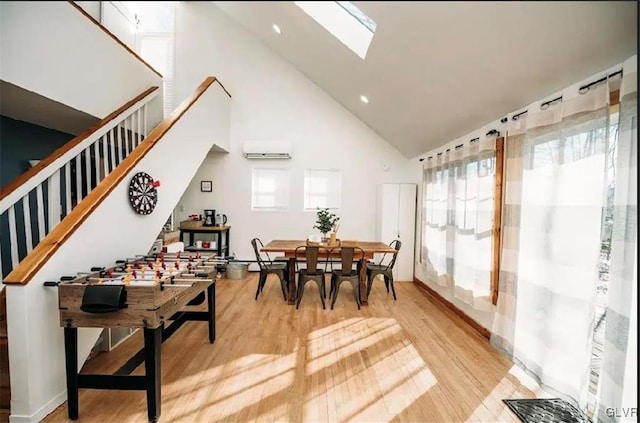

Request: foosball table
left=47, top=252, right=221, bottom=422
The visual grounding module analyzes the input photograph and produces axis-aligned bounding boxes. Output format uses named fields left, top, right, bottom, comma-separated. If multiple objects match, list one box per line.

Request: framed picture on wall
left=201, top=180, right=213, bottom=192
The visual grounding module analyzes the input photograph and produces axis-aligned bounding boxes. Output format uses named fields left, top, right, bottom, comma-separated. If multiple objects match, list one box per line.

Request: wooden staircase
left=0, top=287, right=9, bottom=422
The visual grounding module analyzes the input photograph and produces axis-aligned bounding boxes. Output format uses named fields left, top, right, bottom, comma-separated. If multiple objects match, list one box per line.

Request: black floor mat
left=503, top=398, right=591, bottom=423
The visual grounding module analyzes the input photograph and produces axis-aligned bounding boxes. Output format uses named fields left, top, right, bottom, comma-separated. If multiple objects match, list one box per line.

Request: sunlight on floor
left=163, top=352, right=296, bottom=421
left=508, top=364, right=550, bottom=397
left=304, top=318, right=437, bottom=421
left=467, top=364, right=552, bottom=422
left=307, top=318, right=401, bottom=374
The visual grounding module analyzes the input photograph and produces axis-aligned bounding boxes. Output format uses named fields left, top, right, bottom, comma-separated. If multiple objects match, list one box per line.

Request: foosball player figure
left=124, top=264, right=133, bottom=285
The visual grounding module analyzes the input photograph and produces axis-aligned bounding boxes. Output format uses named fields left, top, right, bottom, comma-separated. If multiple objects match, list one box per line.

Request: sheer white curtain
left=422, top=150, right=451, bottom=287
left=422, top=137, right=496, bottom=309
left=596, top=60, right=637, bottom=422
left=491, top=81, right=610, bottom=408
left=451, top=139, right=495, bottom=308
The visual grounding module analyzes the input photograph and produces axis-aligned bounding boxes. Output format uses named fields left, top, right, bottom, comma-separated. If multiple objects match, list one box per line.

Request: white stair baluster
left=84, top=147, right=91, bottom=195
left=117, top=123, right=124, bottom=162
left=109, top=128, right=116, bottom=171
left=8, top=205, right=19, bottom=268
left=132, top=110, right=138, bottom=147
left=22, top=195, right=33, bottom=254
left=75, top=154, right=82, bottom=203
left=48, top=169, right=61, bottom=231
left=126, top=115, right=133, bottom=154
left=143, top=103, right=148, bottom=138
left=101, top=135, right=109, bottom=179
left=64, top=162, right=72, bottom=217
left=36, top=184, right=45, bottom=242
left=137, top=108, right=142, bottom=145
left=93, top=141, right=100, bottom=184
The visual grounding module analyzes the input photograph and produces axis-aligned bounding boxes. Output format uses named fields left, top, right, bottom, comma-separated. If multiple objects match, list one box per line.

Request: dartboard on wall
left=128, top=171, right=158, bottom=215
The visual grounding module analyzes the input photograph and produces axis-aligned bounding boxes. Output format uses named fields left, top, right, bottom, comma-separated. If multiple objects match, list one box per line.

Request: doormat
left=503, top=398, right=591, bottom=423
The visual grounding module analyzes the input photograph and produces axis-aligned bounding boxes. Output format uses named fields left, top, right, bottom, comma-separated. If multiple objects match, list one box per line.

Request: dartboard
left=128, top=172, right=158, bottom=215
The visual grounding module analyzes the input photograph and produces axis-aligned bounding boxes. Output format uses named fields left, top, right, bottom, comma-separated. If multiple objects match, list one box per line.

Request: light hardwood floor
left=44, top=274, right=543, bottom=422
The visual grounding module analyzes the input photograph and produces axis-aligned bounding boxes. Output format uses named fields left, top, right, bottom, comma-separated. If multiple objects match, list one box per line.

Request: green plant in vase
left=313, top=208, right=340, bottom=241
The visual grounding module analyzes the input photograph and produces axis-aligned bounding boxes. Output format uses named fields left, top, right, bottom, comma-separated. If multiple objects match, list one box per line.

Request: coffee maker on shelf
left=203, top=209, right=215, bottom=226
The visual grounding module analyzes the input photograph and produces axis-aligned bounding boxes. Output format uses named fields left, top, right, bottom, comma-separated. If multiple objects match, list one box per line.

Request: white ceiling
left=213, top=1, right=637, bottom=157
left=0, top=81, right=98, bottom=136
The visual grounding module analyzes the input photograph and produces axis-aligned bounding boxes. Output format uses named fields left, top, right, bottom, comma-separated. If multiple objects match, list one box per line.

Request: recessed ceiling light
left=272, top=24, right=282, bottom=35
left=360, top=95, right=369, bottom=104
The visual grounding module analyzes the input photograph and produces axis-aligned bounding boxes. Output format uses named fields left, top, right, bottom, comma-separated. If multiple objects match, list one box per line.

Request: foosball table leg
left=207, top=283, right=216, bottom=343
left=63, top=327, right=79, bottom=420
left=144, top=325, right=163, bottom=422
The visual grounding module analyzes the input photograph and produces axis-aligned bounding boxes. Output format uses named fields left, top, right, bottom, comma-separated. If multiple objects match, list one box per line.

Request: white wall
left=0, top=1, right=162, bottom=120
left=173, top=2, right=413, bottom=261
left=73, top=1, right=101, bottom=21
left=5, top=81, right=230, bottom=423
left=100, top=1, right=137, bottom=50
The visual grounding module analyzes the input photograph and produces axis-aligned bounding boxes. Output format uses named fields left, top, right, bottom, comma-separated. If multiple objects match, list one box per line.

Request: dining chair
left=294, top=245, right=328, bottom=309
left=366, top=240, right=402, bottom=301
left=251, top=238, right=288, bottom=301
left=329, top=246, right=365, bottom=310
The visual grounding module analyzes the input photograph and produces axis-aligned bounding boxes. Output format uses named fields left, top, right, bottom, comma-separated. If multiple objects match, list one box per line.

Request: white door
left=395, top=184, right=416, bottom=281
left=380, top=184, right=400, bottom=243
left=377, top=184, right=416, bottom=281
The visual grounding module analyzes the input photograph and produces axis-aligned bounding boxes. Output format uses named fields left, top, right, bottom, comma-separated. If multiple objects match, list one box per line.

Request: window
left=128, top=2, right=175, bottom=118
left=251, top=169, right=290, bottom=211
left=137, top=34, right=174, bottom=118
left=304, top=169, right=341, bottom=211
left=294, top=1, right=376, bottom=59
left=421, top=142, right=499, bottom=309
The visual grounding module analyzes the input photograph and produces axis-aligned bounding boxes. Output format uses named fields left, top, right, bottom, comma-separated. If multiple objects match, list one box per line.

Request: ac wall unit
left=242, top=141, right=292, bottom=159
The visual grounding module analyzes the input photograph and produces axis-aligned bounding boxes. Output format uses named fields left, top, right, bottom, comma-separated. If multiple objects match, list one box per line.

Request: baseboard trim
left=413, top=277, right=491, bottom=340
left=9, top=390, right=66, bottom=423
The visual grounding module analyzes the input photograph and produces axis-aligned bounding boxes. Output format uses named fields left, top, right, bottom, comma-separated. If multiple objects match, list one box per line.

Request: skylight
left=294, top=1, right=376, bottom=59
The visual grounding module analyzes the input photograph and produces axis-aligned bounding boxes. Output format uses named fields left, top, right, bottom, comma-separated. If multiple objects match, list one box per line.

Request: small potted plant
left=313, top=208, right=340, bottom=242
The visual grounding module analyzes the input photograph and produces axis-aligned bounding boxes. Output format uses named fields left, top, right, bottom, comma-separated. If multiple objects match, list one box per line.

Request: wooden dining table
left=261, top=240, right=397, bottom=306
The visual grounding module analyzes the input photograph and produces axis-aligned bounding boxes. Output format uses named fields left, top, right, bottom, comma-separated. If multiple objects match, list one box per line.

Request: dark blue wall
left=0, top=116, right=75, bottom=278
left=0, top=116, right=75, bottom=189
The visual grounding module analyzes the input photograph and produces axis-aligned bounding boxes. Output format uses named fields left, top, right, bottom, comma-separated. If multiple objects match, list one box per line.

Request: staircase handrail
left=0, top=87, right=159, bottom=213
left=3, top=77, right=230, bottom=285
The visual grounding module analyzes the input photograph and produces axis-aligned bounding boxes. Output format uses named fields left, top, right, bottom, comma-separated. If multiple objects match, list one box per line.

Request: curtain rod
left=540, top=95, right=562, bottom=110
left=511, top=69, right=623, bottom=121
left=579, top=69, right=622, bottom=94
left=429, top=131, right=500, bottom=157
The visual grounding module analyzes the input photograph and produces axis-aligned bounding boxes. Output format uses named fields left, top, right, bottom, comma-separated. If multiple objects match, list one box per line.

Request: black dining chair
left=366, top=240, right=402, bottom=301
left=329, top=246, right=365, bottom=310
left=294, top=245, right=328, bottom=309
left=251, top=238, right=288, bottom=301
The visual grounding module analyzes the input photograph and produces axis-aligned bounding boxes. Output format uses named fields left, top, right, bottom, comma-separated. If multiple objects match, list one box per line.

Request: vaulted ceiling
left=213, top=1, right=637, bottom=157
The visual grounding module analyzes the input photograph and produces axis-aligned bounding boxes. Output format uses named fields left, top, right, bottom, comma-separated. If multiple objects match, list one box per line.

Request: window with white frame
left=304, top=169, right=341, bottom=211
left=251, top=168, right=290, bottom=211
left=128, top=1, right=175, bottom=118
